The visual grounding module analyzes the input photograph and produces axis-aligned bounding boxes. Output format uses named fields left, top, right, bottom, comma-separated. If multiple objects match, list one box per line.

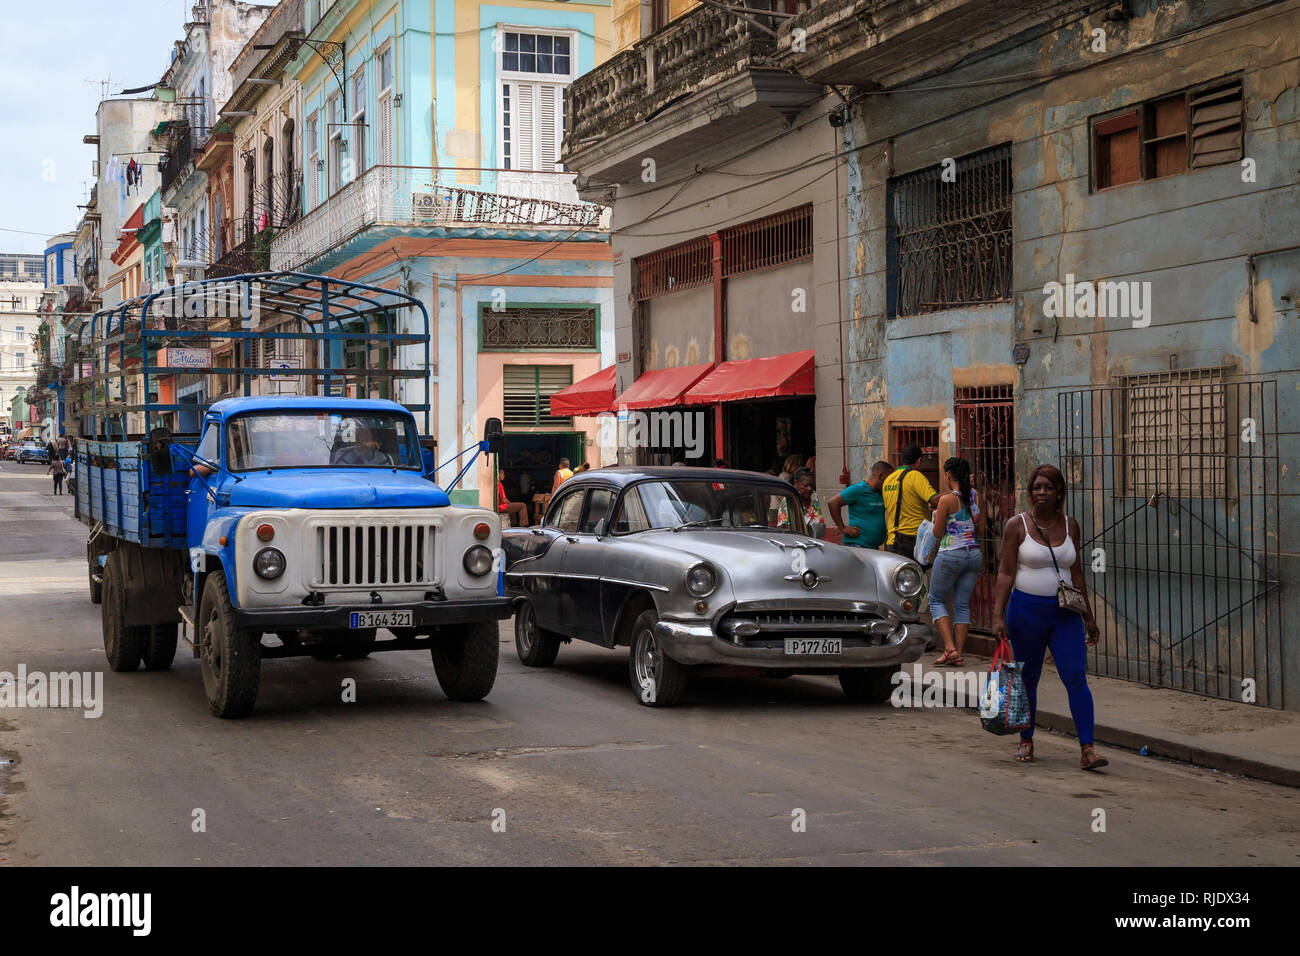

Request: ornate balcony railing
left=566, top=4, right=780, bottom=146
left=161, top=124, right=194, bottom=196
left=270, top=165, right=609, bottom=272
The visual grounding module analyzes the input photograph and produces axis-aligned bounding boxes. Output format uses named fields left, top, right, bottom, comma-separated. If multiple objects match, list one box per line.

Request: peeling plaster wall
left=843, top=0, right=1300, bottom=705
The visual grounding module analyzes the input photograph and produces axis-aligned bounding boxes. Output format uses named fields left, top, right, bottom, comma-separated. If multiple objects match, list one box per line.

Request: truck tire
left=430, top=622, right=498, bottom=701
left=101, top=552, right=145, bottom=672
left=142, top=623, right=178, bottom=671
left=839, top=667, right=896, bottom=703
left=199, top=573, right=261, bottom=718
left=340, top=629, right=377, bottom=660
left=628, top=609, right=688, bottom=707
left=514, top=600, right=561, bottom=667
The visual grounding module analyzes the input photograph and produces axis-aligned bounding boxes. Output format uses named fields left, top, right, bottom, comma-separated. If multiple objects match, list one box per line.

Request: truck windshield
left=226, top=411, right=421, bottom=472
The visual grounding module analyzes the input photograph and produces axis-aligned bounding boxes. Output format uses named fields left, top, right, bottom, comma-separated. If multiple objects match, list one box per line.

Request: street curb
left=1031, top=708, right=1300, bottom=788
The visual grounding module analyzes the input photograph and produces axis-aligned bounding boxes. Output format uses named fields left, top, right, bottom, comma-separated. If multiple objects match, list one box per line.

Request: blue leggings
left=1005, top=589, right=1095, bottom=745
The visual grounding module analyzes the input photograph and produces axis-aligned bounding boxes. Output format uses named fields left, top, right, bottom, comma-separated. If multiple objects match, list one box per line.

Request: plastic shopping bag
left=980, top=637, right=1031, bottom=735
left=913, top=519, right=937, bottom=567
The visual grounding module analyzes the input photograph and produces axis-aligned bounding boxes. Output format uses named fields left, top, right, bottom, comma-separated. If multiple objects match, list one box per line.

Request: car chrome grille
left=720, top=610, right=901, bottom=646
left=312, top=522, right=437, bottom=588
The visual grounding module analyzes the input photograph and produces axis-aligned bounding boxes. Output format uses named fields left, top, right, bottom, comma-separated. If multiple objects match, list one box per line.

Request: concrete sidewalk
left=915, top=651, right=1300, bottom=787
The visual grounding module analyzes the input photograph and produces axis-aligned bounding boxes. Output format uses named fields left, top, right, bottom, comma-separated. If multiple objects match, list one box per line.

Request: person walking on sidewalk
left=925, top=457, right=983, bottom=667
left=882, top=443, right=939, bottom=557
left=991, top=463, right=1107, bottom=771
left=47, top=455, right=67, bottom=496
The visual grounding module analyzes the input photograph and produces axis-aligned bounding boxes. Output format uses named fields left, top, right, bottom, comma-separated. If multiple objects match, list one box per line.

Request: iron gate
left=956, top=386, right=1015, bottom=631
left=1058, top=378, right=1282, bottom=706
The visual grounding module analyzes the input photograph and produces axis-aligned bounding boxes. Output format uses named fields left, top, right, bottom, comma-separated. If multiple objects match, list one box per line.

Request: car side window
left=551, top=490, right=585, bottom=533
left=580, top=489, right=612, bottom=534
left=196, top=422, right=218, bottom=463
left=613, top=486, right=651, bottom=533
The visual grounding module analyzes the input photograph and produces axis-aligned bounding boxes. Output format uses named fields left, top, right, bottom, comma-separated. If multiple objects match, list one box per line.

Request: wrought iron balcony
left=270, top=165, right=610, bottom=273
left=161, top=123, right=194, bottom=196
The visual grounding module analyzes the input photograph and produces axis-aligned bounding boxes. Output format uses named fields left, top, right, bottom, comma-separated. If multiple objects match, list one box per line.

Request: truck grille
left=312, top=522, right=437, bottom=588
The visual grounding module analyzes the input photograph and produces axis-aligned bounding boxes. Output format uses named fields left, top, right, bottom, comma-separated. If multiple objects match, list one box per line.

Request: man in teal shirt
left=827, top=460, right=891, bottom=548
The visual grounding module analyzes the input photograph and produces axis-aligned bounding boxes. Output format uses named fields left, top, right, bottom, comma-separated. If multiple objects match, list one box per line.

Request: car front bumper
left=653, top=620, right=931, bottom=669
left=234, top=596, right=513, bottom=632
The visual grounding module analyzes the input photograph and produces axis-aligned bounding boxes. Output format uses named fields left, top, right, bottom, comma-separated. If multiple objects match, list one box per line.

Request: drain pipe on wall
left=833, top=95, right=850, bottom=487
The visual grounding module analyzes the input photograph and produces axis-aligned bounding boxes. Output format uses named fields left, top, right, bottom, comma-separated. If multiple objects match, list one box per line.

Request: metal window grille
left=719, top=204, right=813, bottom=278
left=1121, top=367, right=1227, bottom=499
left=888, top=143, right=1012, bottom=316
left=503, top=365, right=573, bottom=428
left=955, top=385, right=1015, bottom=631
left=1058, top=379, right=1281, bottom=706
left=892, top=425, right=940, bottom=490
left=635, top=237, right=711, bottom=301
left=481, top=307, right=597, bottom=351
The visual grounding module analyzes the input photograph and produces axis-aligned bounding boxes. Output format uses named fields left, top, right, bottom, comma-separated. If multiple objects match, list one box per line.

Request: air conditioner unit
left=411, top=190, right=452, bottom=223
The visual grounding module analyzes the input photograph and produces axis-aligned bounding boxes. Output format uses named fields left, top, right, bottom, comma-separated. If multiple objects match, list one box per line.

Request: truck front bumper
left=234, top=596, right=512, bottom=632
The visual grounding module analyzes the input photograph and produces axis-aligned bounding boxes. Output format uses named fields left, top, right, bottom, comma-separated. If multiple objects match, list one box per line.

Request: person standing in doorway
left=552, top=457, right=574, bottom=493
left=991, top=463, right=1107, bottom=771
left=882, top=443, right=939, bottom=557
left=48, top=454, right=67, bottom=496
left=827, top=460, right=892, bottom=549
left=925, top=457, right=983, bottom=666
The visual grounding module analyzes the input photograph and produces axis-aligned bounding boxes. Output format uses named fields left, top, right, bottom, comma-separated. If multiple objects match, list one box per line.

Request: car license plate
left=784, top=638, right=842, bottom=655
left=349, top=610, right=413, bottom=629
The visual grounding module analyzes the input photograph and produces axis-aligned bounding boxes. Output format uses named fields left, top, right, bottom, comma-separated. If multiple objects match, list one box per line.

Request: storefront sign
left=157, top=347, right=212, bottom=369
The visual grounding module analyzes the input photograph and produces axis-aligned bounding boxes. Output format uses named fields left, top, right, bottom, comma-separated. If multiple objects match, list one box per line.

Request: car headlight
left=254, top=547, right=285, bottom=580
left=892, top=562, right=923, bottom=599
left=685, top=563, right=717, bottom=597
left=463, top=545, right=493, bottom=576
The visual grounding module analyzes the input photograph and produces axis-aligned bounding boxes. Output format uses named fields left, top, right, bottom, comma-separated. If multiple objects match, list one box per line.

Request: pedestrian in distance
left=48, top=455, right=67, bottom=496
left=925, top=457, right=984, bottom=667
left=827, top=460, right=892, bottom=549
left=882, top=443, right=939, bottom=557
left=990, top=463, right=1108, bottom=771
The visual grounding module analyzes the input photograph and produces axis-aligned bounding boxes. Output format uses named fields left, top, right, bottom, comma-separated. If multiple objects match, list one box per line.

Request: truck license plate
left=349, top=610, right=413, bottom=629
left=784, top=638, right=842, bottom=655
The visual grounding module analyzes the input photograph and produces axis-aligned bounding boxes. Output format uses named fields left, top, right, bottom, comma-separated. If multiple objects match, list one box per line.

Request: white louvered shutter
left=378, top=91, right=393, bottom=165
left=537, top=85, right=560, bottom=169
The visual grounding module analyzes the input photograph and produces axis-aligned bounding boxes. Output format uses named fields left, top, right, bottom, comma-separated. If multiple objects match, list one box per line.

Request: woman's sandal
left=947, top=655, right=964, bottom=667
left=1080, top=745, right=1109, bottom=771
left=1014, top=740, right=1034, bottom=763
left=934, top=649, right=956, bottom=665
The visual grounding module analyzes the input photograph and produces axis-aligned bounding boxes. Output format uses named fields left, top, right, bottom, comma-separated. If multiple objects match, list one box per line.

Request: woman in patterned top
left=776, top=467, right=823, bottom=533
left=925, top=457, right=984, bottom=666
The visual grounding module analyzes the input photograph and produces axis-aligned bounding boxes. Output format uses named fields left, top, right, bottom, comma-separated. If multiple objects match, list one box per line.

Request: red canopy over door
left=548, top=365, right=616, bottom=416
left=681, top=349, right=815, bottom=404
left=615, top=362, right=715, bottom=410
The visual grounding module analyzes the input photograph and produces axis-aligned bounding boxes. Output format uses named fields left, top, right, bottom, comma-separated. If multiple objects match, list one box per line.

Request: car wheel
left=101, top=552, right=145, bottom=672
left=628, top=609, right=688, bottom=707
left=199, top=573, right=261, bottom=718
left=431, top=621, right=499, bottom=701
left=514, top=600, right=561, bottom=667
left=839, top=667, right=896, bottom=703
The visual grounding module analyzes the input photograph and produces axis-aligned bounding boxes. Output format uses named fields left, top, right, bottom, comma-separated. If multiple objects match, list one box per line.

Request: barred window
left=635, top=237, right=711, bottom=301
left=887, top=144, right=1012, bottom=317
left=720, top=204, right=812, bottom=278
left=503, top=365, right=573, bottom=428
left=1122, top=367, right=1228, bottom=499
left=481, top=306, right=597, bottom=351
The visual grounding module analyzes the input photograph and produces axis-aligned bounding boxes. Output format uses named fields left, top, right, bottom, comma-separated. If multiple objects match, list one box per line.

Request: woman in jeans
left=991, top=464, right=1107, bottom=771
left=926, top=457, right=983, bottom=667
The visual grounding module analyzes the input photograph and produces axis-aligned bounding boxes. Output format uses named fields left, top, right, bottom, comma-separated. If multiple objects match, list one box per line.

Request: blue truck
left=76, top=272, right=510, bottom=717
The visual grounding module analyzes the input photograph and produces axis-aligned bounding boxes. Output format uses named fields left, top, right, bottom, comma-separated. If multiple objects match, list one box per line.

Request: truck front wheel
left=430, top=622, right=498, bottom=701
left=199, top=574, right=261, bottom=718
left=101, top=552, right=145, bottom=672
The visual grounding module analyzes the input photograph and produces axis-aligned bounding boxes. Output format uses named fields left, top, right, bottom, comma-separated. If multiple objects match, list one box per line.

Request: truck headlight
left=685, top=563, right=717, bottom=597
left=463, top=545, right=493, bottom=576
left=892, top=562, right=923, bottom=599
left=254, top=547, right=286, bottom=580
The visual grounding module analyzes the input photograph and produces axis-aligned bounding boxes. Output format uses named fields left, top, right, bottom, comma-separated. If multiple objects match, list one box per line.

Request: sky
left=0, top=1, right=196, bottom=254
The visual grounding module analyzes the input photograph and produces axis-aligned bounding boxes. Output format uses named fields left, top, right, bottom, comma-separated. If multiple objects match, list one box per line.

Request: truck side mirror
left=484, top=417, right=503, bottom=454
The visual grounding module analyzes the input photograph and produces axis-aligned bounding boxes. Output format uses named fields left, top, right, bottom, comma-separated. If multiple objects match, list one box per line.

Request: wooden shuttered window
left=1190, top=78, right=1244, bottom=168
left=503, top=365, right=573, bottom=427
left=501, top=81, right=563, bottom=170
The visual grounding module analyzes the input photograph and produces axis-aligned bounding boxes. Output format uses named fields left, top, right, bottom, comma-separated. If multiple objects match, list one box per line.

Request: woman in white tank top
left=991, top=464, right=1107, bottom=771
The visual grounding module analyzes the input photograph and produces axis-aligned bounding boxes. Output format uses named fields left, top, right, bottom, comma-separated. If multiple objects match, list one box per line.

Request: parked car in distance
left=501, top=466, right=932, bottom=706
left=13, top=441, right=49, bottom=464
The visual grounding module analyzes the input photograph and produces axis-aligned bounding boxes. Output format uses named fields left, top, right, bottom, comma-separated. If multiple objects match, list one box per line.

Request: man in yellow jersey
left=882, top=443, right=939, bottom=557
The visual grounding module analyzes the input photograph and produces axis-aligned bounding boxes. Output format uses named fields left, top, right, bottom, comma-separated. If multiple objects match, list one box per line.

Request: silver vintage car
left=501, top=467, right=932, bottom=706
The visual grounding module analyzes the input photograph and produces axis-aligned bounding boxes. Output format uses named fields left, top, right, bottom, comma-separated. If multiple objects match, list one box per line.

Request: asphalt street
left=0, top=463, right=1295, bottom=865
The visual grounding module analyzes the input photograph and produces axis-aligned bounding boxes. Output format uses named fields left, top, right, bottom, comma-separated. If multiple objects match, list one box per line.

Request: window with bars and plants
left=502, top=365, right=574, bottom=428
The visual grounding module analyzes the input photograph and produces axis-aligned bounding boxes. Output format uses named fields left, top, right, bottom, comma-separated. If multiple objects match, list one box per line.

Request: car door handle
left=565, top=536, right=578, bottom=543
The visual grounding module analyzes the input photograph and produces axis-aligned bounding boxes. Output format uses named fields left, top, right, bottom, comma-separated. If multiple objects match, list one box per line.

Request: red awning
left=549, top=365, right=616, bottom=416
left=682, top=349, right=815, bottom=405
left=615, top=362, right=715, bottom=410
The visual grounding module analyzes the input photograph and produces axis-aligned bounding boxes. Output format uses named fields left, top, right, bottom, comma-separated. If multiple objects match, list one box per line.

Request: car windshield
left=226, top=411, right=421, bottom=472
left=614, top=478, right=808, bottom=534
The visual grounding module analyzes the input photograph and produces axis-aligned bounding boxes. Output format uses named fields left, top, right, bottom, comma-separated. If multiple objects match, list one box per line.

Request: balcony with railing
left=161, top=123, right=194, bottom=196
left=270, top=165, right=610, bottom=273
